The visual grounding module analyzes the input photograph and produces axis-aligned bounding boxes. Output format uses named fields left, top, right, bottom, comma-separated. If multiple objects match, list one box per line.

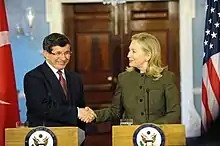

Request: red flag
left=0, top=0, right=20, bottom=145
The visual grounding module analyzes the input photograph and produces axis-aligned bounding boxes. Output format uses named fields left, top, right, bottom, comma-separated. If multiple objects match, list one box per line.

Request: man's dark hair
left=43, top=33, right=70, bottom=53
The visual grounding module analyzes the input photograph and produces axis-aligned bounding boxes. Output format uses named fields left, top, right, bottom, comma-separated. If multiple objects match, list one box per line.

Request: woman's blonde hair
left=126, top=32, right=167, bottom=79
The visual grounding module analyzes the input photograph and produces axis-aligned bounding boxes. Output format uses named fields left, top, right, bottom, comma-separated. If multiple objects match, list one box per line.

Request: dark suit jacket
left=24, top=62, right=85, bottom=130
left=95, top=69, right=180, bottom=125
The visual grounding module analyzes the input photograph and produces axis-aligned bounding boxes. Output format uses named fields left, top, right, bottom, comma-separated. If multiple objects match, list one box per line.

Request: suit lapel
left=65, top=70, right=71, bottom=93
left=65, top=70, right=75, bottom=104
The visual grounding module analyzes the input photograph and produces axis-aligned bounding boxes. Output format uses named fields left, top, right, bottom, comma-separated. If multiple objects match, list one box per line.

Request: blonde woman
left=81, top=32, right=180, bottom=124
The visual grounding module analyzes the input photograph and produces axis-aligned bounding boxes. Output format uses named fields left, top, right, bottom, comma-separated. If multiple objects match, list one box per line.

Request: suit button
left=139, top=99, right=143, bottom=102
left=141, top=74, right=144, bottom=77
left=141, top=112, right=144, bottom=116
left=139, top=86, right=142, bottom=89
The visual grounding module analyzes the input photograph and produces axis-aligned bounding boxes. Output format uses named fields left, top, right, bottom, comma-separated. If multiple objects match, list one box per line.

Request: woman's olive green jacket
left=94, top=69, right=181, bottom=125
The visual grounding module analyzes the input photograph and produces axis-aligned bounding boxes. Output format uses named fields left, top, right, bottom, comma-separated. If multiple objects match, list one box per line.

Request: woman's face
left=127, top=40, right=150, bottom=69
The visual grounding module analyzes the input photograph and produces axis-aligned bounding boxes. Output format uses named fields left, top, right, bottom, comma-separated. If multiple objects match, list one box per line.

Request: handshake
left=78, top=107, right=97, bottom=123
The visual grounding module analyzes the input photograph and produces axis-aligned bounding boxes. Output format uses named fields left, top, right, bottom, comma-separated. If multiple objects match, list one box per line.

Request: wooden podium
left=5, top=127, right=79, bottom=146
left=112, top=124, right=186, bottom=146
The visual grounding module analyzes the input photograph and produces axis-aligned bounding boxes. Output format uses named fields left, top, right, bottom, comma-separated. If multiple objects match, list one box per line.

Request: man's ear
left=42, top=50, right=48, bottom=58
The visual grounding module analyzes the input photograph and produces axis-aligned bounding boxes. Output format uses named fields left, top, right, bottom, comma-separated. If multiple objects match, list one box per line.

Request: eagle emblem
left=133, top=124, right=165, bottom=146
left=25, top=127, right=56, bottom=146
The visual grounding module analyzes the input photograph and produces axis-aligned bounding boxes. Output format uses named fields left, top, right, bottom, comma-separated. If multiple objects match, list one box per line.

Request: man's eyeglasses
left=50, top=51, right=72, bottom=57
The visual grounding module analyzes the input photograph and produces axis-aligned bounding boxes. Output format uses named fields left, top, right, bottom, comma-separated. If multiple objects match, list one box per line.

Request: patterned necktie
left=57, top=70, right=68, bottom=98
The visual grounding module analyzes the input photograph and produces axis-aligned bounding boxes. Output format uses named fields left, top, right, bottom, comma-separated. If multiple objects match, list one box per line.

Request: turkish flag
left=0, top=0, right=20, bottom=145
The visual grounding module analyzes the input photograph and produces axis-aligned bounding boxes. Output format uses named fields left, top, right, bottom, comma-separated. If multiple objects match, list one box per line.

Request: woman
left=82, top=32, right=180, bottom=124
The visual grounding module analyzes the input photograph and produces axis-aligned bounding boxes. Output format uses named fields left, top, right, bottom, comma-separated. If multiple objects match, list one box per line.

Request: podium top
left=112, top=124, right=186, bottom=146
left=5, top=127, right=79, bottom=146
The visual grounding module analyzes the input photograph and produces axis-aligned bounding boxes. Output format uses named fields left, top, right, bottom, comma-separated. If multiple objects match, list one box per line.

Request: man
left=24, top=33, right=92, bottom=145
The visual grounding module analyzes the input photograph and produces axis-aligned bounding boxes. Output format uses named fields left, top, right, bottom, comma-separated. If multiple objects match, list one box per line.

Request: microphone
left=145, top=88, right=150, bottom=120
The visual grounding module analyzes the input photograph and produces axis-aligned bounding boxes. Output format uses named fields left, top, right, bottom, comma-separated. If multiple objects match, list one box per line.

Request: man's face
left=43, top=44, right=71, bottom=70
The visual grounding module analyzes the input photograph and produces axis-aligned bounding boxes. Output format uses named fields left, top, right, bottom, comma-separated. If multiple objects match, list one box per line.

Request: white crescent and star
left=0, top=30, right=11, bottom=105
left=0, top=100, right=10, bottom=104
left=0, top=31, right=10, bottom=47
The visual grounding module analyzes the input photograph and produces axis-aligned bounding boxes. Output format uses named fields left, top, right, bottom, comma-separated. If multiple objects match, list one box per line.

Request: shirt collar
left=46, top=61, right=65, bottom=75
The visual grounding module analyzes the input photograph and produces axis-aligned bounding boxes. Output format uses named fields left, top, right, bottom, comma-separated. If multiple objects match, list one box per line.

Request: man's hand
left=78, top=107, right=96, bottom=123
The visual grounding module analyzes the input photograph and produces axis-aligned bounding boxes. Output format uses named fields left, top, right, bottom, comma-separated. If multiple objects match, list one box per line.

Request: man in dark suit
left=24, top=33, right=91, bottom=145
